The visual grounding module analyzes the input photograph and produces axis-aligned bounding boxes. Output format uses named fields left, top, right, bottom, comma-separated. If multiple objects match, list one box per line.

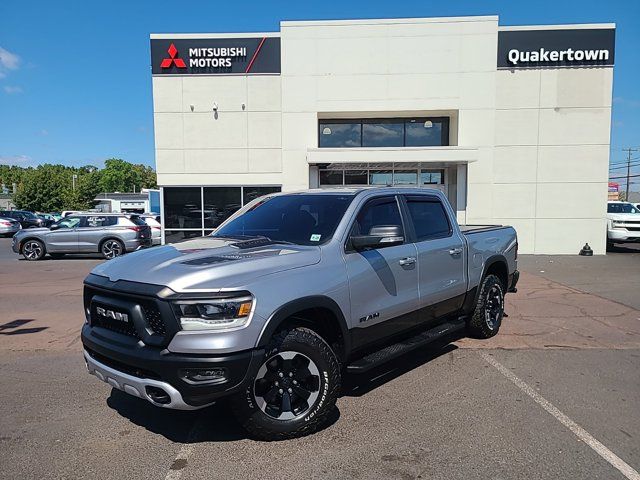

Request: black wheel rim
left=253, top=351, right=321, bottom=420
left=485, top=285, right=503, bottom=330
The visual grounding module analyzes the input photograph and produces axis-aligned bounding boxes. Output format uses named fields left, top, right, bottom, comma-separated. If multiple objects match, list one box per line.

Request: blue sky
left=1, top=0, right=639, bottom=177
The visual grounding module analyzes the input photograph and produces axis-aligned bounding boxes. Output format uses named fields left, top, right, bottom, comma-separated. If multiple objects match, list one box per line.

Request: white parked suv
left=607, top=201, right=640, bottom=245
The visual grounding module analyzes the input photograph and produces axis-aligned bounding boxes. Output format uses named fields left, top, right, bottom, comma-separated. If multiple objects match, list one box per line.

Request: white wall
left=489, top=67, right=613, bottom=254
left=279, top=16, right=500, bottom=191
left=153, top=74, right=283, bottom=187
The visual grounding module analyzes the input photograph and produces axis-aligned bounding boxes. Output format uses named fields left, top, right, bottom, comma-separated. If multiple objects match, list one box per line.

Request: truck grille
left=84, top=283, right=177, bottom=346
left=91, top=308, right=140, bottom=339
left=141, top=303, right=166, bottom=335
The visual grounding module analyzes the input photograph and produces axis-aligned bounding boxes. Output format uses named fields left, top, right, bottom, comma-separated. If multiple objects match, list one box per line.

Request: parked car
left=607, top=201, right=640, bottom=245
left=36, top=213, right=56, bottom=227
left=141, top=215, right=162, bottom=246
left=0, top=216, right=21, bottom=237
left=0, top=210, right=46, bottom=229
left=11, top=213, right=152, bottom=261
left=81, top=187, right=519, bottom=440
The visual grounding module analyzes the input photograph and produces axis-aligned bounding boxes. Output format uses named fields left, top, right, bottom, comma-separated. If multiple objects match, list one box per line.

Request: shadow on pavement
left=607, top=243, right=640, bottom=254
left=106, top=388, right=341, bottom=443
left=342, top=339, right=459, bottom=398
left=0, top=318, right=48, bottom=335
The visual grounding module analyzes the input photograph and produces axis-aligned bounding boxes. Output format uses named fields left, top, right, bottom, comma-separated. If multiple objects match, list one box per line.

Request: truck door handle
left=448, top=248, right=463, bottom=256
left=399, top=257, right=416, bottom=266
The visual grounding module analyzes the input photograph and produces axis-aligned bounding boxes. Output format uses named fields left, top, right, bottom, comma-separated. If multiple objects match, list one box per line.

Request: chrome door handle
left=399, top=257, right=416, bottom=266
left=449, top=248, right=463, bottom=256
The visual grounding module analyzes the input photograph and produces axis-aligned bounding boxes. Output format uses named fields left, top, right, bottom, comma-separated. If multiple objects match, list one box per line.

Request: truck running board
left=346, top=319, right=466, bottom=373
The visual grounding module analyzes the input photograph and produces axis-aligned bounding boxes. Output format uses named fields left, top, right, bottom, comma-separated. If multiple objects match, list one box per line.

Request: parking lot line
left=481, top=352, right=640, bottom=480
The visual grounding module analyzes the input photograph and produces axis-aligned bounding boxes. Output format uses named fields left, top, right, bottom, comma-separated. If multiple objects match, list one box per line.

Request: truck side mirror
left=350, top=225, right=404, bottom=251
left=50, top=224, right=60, bottom=231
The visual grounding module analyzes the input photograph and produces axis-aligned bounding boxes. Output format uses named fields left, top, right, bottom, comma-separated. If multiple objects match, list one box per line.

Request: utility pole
left=622, top=148, right=639, bottom=200
left=72, top=174, right=78, bottom=191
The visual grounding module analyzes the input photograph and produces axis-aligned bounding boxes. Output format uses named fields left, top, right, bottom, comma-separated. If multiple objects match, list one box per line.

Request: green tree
left=98, top=158, right=157, bottom=193
left=13, top=165, right=75, bottom=212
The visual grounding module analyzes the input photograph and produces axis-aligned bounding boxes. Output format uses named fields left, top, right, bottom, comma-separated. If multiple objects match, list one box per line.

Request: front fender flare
left=256, top=295, right=351, bottom=361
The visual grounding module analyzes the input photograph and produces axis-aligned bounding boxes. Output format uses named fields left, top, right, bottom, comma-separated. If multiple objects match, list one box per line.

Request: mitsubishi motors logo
left=160, top=43, right=186, bottom=69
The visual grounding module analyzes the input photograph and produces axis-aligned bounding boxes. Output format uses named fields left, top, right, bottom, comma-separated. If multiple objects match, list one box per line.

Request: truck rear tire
left=468, top=274, right=504, bottom=339
left=231, top=327, right=341, bottom=441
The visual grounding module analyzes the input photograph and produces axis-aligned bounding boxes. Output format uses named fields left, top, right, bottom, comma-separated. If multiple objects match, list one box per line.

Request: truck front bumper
left=81, top=324, right=264, bottom=409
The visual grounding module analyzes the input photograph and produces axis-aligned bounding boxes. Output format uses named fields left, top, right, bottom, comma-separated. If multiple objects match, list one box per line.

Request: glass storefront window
left=163, top=187, right=202, bottom=229
left=369, top=170, right=393, bottom=186
left=319, top=122, right=361, bottom=148
left=164, top=230, right=202, bottom=244
left=203, top=187, right=242, bottom=229
left=393, top=170, right=418, bottom=185
left=420, top=170, right=444, bottom=185
left=243, top=186, right=281, bottom=204
left=319, top=170, right=344, bottom=186
left=344, top=170, right=368, bottom=185
left=362, top=121, right=403, bottom=147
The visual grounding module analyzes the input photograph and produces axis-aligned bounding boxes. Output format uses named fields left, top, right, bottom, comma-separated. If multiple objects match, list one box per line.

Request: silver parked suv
left=12, top=213, right=152, bottom=261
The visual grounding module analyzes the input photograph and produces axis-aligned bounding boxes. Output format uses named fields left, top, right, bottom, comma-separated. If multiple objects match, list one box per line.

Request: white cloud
left=3, top=85, right=22, bottom=94
left=0, top=47, right=20, bottom=79
left=0, top=155, right=32, bottom=166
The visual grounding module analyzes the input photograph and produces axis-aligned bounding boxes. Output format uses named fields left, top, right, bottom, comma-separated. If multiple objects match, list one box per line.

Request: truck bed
left=459, top=224, right=508, bottom=235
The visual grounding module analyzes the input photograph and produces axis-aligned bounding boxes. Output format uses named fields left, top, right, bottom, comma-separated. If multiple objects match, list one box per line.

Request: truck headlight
left=612, top=221, right=625, bottom=229
left=172, top=296, right=254, bottom=331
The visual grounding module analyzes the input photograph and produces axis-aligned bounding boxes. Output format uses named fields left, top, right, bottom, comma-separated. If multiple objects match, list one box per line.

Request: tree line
left=0, top=159, right=157, bottom=212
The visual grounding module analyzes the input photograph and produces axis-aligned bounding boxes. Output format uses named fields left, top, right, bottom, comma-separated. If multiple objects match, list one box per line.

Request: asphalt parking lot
left=1, top=237, right=639, bottom=480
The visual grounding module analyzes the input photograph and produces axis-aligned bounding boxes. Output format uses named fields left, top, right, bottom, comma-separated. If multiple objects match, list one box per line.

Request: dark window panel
left=405, top=199, right=452, bottom=241
left=344, top=170, right=368, bottom=185
left=163, top=187, right=202, bottom=229
left=203, top=187, right=242, bottom=228
left=319, top=170, right=344, bottom=186
left=420, top=170, right=444, bottom=185
left=243, top=186, right=281, bottom=205
left=164, top=230, right=203, bottom=244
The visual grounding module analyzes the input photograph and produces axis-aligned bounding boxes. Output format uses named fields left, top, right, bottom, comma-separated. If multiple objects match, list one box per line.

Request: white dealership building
left=150, top=15, right=615, bottom=253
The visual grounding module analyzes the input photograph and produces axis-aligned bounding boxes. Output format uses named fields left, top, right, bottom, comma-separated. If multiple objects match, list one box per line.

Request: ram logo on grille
left=96, top=306, right=129, bottom=323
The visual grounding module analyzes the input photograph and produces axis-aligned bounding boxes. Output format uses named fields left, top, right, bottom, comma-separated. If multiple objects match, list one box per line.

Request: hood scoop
left=181, top=248, right=292, bottom=266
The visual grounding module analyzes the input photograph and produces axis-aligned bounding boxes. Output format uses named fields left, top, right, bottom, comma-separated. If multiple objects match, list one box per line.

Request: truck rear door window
left=405, top=197, right=451, bottom=241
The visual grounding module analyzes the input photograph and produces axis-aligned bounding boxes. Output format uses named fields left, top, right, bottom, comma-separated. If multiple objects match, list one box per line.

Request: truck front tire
left=231, top=327, right=341, bottom=441
left=468, top=274, right=504, bottom=339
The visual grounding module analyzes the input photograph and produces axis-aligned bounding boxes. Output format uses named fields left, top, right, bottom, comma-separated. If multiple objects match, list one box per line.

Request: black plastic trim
left=258, top=295, right=351, bottom=361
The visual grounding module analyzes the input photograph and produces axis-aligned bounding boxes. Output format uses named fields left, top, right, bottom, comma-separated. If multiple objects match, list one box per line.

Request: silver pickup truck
left=81, top=187, right=518, bottom=440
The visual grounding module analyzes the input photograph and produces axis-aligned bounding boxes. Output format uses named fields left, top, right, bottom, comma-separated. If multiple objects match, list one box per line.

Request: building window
left=318, top=117, right=449, bottom=148
left=203, top=187, right=242, bottom=229
left=163, top=187, right=202, bottom=229
left=318, top=167, right=444, bottom=188
left=362, top=120, right=404, bottom=147
left=420, top=170, right=444, bottom=185
left=162, top=185, right=281, bottom=243
left=405, top=119, right=448, bottom=147
left=318, top=121, right=361, bottom=148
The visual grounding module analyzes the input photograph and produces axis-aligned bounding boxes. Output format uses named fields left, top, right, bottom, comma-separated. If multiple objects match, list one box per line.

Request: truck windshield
left=212, top=194, right=354, bottom=246
left=608, top=203, right=639, bottom=214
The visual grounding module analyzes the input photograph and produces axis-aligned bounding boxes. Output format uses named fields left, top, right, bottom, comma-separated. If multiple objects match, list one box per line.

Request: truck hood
left=607, top=213, right=640, bottom=221
left=90, top=237, right=321, bottom=292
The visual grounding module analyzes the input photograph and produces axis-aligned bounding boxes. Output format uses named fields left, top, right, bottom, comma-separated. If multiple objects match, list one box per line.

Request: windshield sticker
left=310, top=234, right=322, bottom=242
